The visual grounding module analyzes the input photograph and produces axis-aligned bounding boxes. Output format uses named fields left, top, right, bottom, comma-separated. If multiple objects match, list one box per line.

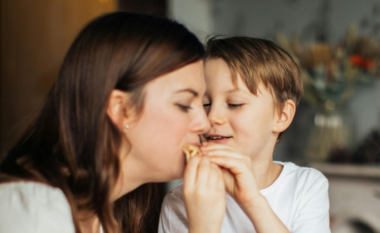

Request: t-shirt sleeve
left=0, top=182, right=75, bottom=233
left=292, top=169, right=331, bottom=233
left=158, top=188, right=189, bottom=233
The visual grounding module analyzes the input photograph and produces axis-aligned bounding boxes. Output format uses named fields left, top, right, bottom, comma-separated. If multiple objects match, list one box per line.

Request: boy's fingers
left=201, top=143, right=239, bottom=152
left=209, top=156, right=248, bottom=175
left=221, top=168, right=235, bottom=187
left=204, top=149, right=245, bottom=160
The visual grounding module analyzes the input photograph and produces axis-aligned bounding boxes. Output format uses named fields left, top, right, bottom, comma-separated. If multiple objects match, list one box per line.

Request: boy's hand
left=183, top=155, right=226, bottom=233
left=201, top=143, right=291, bottom=233
left=201, top=143, right=262, bottom=211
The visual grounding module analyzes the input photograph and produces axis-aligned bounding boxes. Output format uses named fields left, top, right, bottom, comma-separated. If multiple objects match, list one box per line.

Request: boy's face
left=203, top=58, right=279, bottom=159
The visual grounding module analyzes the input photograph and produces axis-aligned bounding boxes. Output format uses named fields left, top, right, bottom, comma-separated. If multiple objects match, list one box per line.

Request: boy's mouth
left=206, top=135, right=232, bottom=143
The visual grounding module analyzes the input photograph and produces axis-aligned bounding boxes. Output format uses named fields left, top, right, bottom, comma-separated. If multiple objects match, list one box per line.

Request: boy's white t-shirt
left=159, top=161, right=331, bottom=233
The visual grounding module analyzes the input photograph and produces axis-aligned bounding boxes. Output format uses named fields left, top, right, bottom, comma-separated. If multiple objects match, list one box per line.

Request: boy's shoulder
left=278, top=161, right=326, bottom=180
left=274, top=161, right=328, bottom=193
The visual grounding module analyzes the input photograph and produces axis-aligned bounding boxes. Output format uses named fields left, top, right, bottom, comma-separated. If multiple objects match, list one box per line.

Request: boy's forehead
left=205, top=76, right=253, bottom=97
left=205, top=58, right=230, bottom=74
left=221, top=87, right=251, bottom=96
left=205, top=58, right=246, bottom=86
left=204, top=58, right=271, bottom=97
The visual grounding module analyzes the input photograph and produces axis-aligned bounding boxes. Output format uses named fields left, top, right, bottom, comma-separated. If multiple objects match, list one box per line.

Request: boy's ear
left=272, top=99, right=296, bottom=133
left=106, top=90, right=134, bottom=130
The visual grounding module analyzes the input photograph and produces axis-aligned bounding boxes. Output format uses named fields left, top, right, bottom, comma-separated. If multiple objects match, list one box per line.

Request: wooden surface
left=0, top=0, right=116, bottom=158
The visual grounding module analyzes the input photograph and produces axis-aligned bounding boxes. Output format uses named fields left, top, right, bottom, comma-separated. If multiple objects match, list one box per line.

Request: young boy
left=159, top=37, right=330, bottom=233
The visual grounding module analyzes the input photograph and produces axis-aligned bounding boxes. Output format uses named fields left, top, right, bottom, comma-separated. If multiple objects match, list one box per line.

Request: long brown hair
left=0, top=12, right=205, bottom=233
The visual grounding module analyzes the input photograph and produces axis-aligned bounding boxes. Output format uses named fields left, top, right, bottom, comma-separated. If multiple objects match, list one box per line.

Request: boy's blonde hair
left=205, top=36, right=303, bottom=143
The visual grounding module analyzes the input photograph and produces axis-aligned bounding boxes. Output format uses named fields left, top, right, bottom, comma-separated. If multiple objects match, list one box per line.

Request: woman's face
left=124, top=60, right=210, bottom=182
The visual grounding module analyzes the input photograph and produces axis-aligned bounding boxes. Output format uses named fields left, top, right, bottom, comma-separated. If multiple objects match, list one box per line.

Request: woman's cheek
left=157, top=112, right=188, bottom=152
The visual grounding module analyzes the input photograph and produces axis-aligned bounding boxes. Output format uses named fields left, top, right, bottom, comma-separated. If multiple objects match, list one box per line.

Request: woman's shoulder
left=0, top=181, right=71, bottom=210
left=0, top=181, right=75, bottom=233
left=1, top=181, right=65, bottom=200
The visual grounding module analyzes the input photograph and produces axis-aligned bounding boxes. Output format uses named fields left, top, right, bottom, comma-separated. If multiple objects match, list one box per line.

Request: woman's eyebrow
left=174, top=88, right=198, bottom=97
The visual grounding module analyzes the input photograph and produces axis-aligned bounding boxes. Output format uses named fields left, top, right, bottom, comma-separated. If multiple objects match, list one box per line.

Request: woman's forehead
left=145, top=61, right=205, bottom=96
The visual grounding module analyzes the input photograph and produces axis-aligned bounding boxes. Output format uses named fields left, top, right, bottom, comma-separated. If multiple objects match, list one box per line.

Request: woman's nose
left=190, top=109, right=211, bottom=134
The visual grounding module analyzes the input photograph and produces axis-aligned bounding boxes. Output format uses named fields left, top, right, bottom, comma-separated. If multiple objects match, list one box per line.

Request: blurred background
left=1, top=0, right=380, bottom=232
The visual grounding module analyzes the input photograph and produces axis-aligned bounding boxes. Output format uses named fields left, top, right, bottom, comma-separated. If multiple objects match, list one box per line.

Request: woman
left=0, top=12, right=225, bottom=233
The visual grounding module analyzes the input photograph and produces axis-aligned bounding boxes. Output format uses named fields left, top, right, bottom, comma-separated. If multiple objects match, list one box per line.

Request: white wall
left=168, top=0, right=214, bottom=42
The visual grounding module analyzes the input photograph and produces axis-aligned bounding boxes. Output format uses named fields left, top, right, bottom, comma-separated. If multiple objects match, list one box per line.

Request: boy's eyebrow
left=225, top=88, right=251, bottom=95
left=174, top=88, right=198, bottom=97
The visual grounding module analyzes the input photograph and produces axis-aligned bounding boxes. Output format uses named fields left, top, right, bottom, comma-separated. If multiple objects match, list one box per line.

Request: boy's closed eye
left=228, top=103, right=244, bottom=109
left=203, top=102, right=211, bottom=114
left=202, top=102, right=244, bottom=110
left=203, top=103, right=211, bottom=108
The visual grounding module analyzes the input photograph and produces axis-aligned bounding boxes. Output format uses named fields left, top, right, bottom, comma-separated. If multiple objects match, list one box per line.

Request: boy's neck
left=252, top=159, right=283, bottom=190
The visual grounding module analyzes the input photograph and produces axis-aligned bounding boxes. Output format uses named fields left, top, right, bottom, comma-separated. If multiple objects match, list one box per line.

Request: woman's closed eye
left=176, top=104, right=193, bottom=112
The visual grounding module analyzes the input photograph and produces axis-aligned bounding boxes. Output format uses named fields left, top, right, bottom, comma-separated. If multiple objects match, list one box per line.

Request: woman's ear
left=272, top=99, right=296, bottom=133
left=106, top=90, right=133, bottom=130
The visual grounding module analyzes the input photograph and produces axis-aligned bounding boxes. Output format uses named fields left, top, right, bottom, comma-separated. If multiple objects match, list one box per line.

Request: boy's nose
left=208, top=107, right=227, bottom=126
left=209, top=115, right=227, bottom=126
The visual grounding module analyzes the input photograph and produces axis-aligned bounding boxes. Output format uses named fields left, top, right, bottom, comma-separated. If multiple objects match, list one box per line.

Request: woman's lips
left=206, top=136, right=232, bottom=144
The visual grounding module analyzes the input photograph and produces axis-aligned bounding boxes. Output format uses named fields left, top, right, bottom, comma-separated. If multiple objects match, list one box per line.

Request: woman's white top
left=0, top=181, right=75, bottom=233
